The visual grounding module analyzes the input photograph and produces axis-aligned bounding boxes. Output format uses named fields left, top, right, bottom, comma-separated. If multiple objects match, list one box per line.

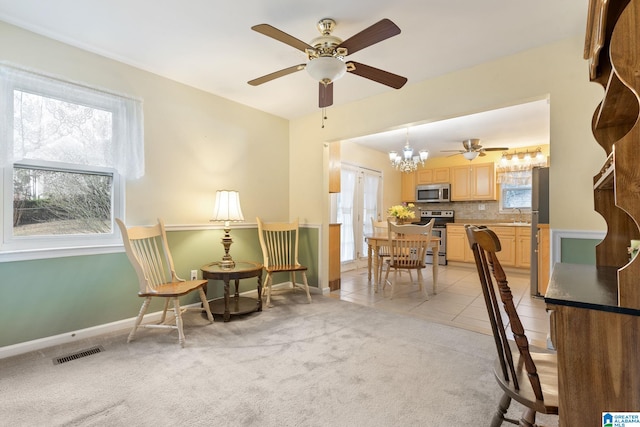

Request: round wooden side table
left=201, top=261, right=263, bottom=322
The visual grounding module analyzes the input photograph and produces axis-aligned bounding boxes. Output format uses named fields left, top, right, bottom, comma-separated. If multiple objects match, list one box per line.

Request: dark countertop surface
left=545, top=262, right=640, bottom=316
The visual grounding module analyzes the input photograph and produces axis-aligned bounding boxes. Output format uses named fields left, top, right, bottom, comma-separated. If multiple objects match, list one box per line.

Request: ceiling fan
left=247, top=18, right=408, bottom=108
left=441, top=139, right=509, bottom=160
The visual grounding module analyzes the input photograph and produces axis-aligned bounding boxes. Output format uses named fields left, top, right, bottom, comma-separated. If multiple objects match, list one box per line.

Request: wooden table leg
left=223, top=278, right=230, bottom=322
left=256, top=274, right=263, bottom=312
left=373, top=245, right=380, bottom=293
left=367, top=242, right=373, bottom=282
left=432, top=240, right=439, bottom=295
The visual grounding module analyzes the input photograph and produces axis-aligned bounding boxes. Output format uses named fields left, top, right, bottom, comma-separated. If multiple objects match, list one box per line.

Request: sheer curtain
left=496, top=157, right=546, bottom=185
left=337, top=165, right=383, bottom=265
left=0, top=63, right=144, bottom=179
left=362, top=172, right=380, bottom=254
left=337, top=168, right=357, bottom=262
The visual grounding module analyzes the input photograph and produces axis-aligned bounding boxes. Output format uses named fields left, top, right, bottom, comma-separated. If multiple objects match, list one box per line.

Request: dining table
left=364, top=232, right=440, bottom=293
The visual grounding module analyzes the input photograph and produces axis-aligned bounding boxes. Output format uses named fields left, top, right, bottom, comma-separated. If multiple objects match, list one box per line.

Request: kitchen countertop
left=448, top=220, right=531, bottom=227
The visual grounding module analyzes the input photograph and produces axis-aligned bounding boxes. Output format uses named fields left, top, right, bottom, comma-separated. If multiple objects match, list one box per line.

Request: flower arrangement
left=388, top=203, right=416, bottom=220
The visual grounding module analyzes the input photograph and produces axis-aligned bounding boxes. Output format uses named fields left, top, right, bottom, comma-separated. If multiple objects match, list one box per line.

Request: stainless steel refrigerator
left=530, top=166, right=549, bottom=296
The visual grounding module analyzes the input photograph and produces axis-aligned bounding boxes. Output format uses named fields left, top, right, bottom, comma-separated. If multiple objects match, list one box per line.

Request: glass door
left=337, top=164, right=382, bottom=271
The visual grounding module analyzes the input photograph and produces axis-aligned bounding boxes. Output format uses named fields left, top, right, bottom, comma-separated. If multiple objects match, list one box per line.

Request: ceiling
left=0, top=0, right=584, bottom=156
left=344, top=98, right=551, bottom=158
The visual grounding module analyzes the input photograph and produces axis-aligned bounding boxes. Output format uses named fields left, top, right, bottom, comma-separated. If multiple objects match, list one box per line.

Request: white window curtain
left=0, top=63, right=144, bottom=179
left=496, top=159, right=546, bottom=185
left=337, top=168, right=357, bottom=262
left=362, top=172, right=380, bottom=237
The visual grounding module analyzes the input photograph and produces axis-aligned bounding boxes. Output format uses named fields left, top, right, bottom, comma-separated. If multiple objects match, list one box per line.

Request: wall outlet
left=190, top=270, right=198, bottom=281
left=478, top=204, right=486, bottom=211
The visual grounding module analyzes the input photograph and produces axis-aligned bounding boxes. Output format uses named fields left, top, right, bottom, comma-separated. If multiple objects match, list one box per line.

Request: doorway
left=337, top=164, right=382, bottom=271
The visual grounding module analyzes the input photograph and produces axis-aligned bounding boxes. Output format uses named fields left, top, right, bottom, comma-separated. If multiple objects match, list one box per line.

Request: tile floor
left=329, top=262, right=551, bottom=349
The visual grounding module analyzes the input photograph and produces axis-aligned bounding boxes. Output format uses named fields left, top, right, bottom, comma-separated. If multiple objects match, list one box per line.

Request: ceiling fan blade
left=337, top=19, right=401, bottom=55
left=441, top=150, right=464, bottom=153
left=251, top=24, right=313, bottom=53
left=248, top=64, right=306, bottom=86
left=482, top=147, right=509, bottom=151
left=319, top=82, right=334, bottom=108
left=479, top=152, right=487, bottom=157
left=347, top=62, right=407, bottom=89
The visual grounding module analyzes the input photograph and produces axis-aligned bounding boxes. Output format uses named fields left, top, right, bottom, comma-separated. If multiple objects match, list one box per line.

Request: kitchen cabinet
left=515, top=227, right=531, bottom=268
left=416, top=167, right=450, bottom=185
left=401, top=171, right=416, bottom=202
left=328, top=141, right=340, bottom=193
left=446, top=224, right=474, bottom=262
left=329, top=223, right=341, bottom=291
left=492, top=226, right=516, bottom=267
left=536, top=224, right=550, bottom=294
left=450, top=162, right=496, bottom=201
left=446, top=223, right=528, bottom=268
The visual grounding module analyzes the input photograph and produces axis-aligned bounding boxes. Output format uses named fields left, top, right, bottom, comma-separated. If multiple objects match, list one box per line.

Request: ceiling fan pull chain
left=321, top=107, right=328, bottom=128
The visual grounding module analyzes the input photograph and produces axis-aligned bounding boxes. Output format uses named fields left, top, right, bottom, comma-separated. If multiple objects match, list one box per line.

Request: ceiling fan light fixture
left=306, top=56, right=347, bottom=85
left=462, top=151, right=480, bottom=161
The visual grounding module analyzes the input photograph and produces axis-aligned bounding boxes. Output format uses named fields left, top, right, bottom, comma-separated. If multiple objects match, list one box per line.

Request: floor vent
left=53, top=345, right=105, bottom=365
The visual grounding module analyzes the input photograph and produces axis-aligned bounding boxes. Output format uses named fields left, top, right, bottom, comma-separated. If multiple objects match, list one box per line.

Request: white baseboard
left=0, top=283, right=324, bottom=360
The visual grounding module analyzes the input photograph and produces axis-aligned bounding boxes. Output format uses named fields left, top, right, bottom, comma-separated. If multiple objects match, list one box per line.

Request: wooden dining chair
left=465, top=225, right=558, bottom=427
left=116, top=218, right=213, bottom=347
left=383, top=218, right=435, bottom=299
left=371, top=217, right=392, bottom=286
left=256, top=217, right=312, bottom=307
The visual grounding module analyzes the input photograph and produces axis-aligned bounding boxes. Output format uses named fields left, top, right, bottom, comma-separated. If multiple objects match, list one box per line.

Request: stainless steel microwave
left=416, top=183, right=450, bottom=203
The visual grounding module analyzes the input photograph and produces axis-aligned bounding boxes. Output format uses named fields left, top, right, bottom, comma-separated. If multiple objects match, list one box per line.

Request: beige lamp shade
left=212, top=190, right=244, bottom=225
left=212, top=190, right=244, bottom=269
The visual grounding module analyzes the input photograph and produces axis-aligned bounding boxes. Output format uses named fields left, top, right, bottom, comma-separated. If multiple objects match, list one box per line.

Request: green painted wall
left=560, top=238, right=598, bottom=265
left=0, top=226, right=319, bottom=348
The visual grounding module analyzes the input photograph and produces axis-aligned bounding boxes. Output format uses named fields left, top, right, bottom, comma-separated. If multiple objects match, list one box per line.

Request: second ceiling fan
left=441, top=139, right=509, bottom=160
left=248, top=18, right=408, bottom=108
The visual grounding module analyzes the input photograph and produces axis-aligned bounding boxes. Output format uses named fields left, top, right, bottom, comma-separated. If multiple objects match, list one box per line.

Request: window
left=498, top=170, right=532, bottom=212
left=0, top=64, right=143, bottom=255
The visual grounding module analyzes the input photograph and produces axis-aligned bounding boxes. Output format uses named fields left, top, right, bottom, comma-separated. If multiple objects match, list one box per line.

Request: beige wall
left=290, top=36, right=606, bottom=286
left=291, top=35, right=605, bottom=231
left=1, top=19, right=608, bottom=289
left=0, top=21, right=290, bottom=226
left=339, top=141, right=401, bottom=213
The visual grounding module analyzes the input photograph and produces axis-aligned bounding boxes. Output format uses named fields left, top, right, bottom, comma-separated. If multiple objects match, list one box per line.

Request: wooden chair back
left=386, top=219, right=434, bottom=269
left=371, top=217, right=390, bottom=255
left=116, top=218, right=213, bottom=347
left=117, top=218, right=178, bottom=294
left=256, top=217, right=302, bottom=270
left=465, top=225, right=558, bottom=423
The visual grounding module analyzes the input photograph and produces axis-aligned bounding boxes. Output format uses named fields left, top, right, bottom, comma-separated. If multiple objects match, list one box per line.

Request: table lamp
left=211, top=190, right=244, bottom=269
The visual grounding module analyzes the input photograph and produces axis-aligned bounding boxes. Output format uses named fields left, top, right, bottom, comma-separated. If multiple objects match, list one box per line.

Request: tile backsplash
left=414, top=201, right=531, bottom=223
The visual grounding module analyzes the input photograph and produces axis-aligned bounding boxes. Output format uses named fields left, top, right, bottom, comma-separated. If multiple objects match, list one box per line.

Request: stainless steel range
left=417, top=209, right=454, bottom=265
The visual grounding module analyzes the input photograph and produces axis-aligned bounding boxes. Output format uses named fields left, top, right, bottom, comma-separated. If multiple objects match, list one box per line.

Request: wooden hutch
left=545, top=0, right=640, bottom=424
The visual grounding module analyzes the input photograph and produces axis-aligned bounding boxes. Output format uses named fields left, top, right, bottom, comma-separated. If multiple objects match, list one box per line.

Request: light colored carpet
left=0, top=293, right=557, bottom=426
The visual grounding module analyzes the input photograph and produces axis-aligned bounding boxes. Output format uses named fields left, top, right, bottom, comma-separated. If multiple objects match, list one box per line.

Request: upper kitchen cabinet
left=451, top=162, right=497, bottom=201
left=329, top=141, right=341, bottom=193
left=401, top=171, right=416, bottom=202
left=416, top=167, right=450, bottom=185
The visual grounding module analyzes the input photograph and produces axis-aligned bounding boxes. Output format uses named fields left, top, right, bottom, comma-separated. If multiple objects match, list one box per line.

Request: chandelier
left=388, top=129, right=428, bottom=173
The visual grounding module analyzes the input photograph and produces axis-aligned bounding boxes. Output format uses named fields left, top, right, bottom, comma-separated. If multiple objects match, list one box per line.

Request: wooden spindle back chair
left=383, top=219, right=435, bottom=299
left=256, top=217, right=312, bottom=307
left=116, top=218, right=213, bottom=347
left=465, top=225, right=558, bottom=426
